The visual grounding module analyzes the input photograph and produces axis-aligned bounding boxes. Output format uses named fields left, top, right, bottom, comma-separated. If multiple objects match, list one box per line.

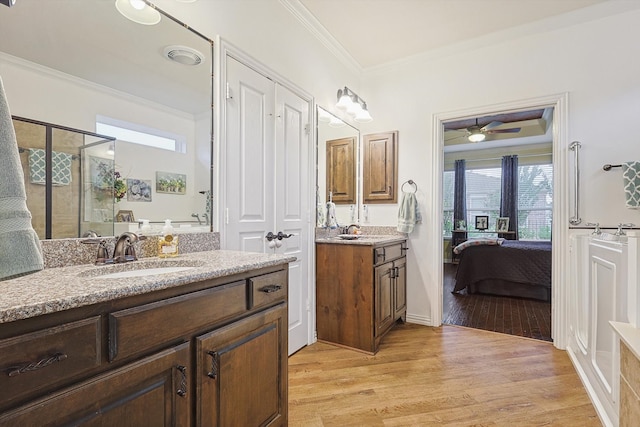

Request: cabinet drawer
left=374, top=243, right=403, bottom=265
left=249, top=270, right=287, bottom=310
left=109, top=281, right=247, bottom=362
left=0, top=317, right=101, bottom=409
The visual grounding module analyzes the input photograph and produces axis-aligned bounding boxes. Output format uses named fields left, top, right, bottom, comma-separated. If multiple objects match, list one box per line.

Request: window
left=96, top=116, right=186, bottom=153
left=443, top=162, right=553, bottom=241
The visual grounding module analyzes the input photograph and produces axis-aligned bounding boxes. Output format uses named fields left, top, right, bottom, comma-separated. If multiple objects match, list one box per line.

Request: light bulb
left=129, top=0, right=145, bottom=10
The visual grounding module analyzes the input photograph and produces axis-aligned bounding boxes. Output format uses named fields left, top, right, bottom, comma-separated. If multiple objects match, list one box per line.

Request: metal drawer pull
left=207, top=351, right=219, bottom=379
left=176, top=365, right=187, bottom=397
left=260, top=284, right=282, bottom=293
left=7, top=352, right=68, bottom=377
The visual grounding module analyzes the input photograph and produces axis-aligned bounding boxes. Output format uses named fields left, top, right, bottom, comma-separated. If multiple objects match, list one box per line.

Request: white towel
left=326, top=202, right=338, bottom=228
left=0, top=77, right=44, bottom=281
left=397, top=191, right=421, bottom=233
left=622, top=161, right=640, bottom=208
left=28, top=148, right=73, bottom=186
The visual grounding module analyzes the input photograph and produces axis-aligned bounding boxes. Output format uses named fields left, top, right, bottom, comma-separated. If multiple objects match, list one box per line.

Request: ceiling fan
left=446, top=119, right=522, bottom=143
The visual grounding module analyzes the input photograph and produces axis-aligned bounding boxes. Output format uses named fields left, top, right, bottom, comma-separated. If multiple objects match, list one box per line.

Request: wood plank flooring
left=289, top=323, right=600, bottom=426
left=443, top=263, right=552, bottom=342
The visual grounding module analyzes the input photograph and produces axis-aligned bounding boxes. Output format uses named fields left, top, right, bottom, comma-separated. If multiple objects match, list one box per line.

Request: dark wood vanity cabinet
left=316, top=240, right=407, bottom=354
left=0, top=265, right=289, bottom=427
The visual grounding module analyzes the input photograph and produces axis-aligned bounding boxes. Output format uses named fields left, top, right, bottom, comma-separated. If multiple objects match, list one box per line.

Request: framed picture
left=116, top=210, right=135, bottom=222
left=127, top=178, right=152, bottom=202
left=156, top=171, right=186, bottom=195
left=475, top=215, right=489, bottom=230
left=497, top=217, right=510, bottom=232
left=455, top=220, right=466, bottom=230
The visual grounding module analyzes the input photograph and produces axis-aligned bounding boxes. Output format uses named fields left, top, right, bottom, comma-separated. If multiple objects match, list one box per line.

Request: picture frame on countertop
left=497, top=217, right=510, bottom=232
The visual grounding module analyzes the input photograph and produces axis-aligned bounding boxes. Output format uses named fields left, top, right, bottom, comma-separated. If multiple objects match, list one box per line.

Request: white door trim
left=215, top=37, right=316, bottom=350
left=430, top=93, right=570, bottom=350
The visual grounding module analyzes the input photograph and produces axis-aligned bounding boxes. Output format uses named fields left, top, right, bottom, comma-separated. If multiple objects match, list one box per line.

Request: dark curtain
left=500, top=155, right=519, bottom=240
left=454, top=159, right=467, bottom=229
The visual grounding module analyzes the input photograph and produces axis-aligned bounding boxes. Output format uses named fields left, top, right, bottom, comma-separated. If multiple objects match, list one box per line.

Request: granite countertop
left=0, top=250, right=296, bottom=324
left=315, top=234, right=407, bottom=246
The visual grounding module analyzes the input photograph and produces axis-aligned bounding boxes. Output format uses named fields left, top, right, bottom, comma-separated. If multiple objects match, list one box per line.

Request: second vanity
left=315, top=233, right=408, bottom=354
left=0, top=249, right=293, bottom=426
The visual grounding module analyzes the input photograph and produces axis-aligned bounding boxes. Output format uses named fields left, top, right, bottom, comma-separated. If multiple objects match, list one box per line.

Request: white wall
left=360, top=2, right=640, bottom=324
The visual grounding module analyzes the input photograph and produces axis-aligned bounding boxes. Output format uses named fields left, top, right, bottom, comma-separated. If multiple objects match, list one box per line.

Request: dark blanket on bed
left=453, top=240, right=552, bottom=295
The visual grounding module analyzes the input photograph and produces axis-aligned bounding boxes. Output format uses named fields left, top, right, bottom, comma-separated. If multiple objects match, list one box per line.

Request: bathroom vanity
left=315, top=235, right=408, bottom=354
left=0, top=250, right=292, bottom=426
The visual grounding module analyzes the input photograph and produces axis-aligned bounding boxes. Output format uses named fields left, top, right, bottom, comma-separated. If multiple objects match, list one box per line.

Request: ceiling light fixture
left=115, top=0, right=161, bottom=25
left=163, top=45, right=204, bottom=66
left=106, top=143, right=115, bottom=156
left=468, top=129, right=486, bottom=142
left=335, top=86, right=372, bottom=123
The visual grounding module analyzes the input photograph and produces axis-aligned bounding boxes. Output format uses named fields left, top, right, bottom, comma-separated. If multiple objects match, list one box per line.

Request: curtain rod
left=454, top=153, right=552, bottom=163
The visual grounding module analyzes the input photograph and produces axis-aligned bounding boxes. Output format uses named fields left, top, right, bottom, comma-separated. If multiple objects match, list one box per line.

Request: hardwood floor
left=289, top=323, right=600, bottom=426
left=443, top=263, right=552, bottom=342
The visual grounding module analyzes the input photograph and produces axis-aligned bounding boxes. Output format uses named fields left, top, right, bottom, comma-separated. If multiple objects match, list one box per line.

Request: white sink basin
left=78, top=259, right=205, bottom=279
left=97, top=266, right=196, bottom=279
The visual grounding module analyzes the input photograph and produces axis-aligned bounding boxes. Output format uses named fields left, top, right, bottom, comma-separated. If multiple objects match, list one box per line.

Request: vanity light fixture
left=328, top=116, right=346, bottom=128
left=335, top=86, right=372, bottom=123
left=115, top=0, right=161, bottom=26
left=0, top=0, right=17, bottom=8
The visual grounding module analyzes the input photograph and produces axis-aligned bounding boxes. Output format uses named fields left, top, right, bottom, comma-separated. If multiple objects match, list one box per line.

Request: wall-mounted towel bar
left=603, top=164, right=622, bottom=171
left=569, top=141, right=582, bottom=225
left=18, top=147, right=80, bottom=160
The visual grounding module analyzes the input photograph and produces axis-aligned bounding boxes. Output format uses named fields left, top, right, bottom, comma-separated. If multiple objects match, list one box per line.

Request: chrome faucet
left=191, top=213, right=202, bottom=225
left=202, top=213, right=209, bottom=225
left=112, top=232, right=143, bottom=263
left=342, top=224, right=360, bottom=235
left=586, top=222, right=601, bottom=235
left=615, top=223, right=635, bottom=236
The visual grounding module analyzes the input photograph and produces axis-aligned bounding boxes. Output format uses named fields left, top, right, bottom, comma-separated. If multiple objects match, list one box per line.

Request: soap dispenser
left=158, top=219, right=178, bottom=258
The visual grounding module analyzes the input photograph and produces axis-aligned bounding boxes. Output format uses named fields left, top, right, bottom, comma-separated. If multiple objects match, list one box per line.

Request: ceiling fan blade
left=485, top=127, right=521, bottom=134
left=481, top=121, right=503, bottom=131
left=444, top=130, right=468, bottom=141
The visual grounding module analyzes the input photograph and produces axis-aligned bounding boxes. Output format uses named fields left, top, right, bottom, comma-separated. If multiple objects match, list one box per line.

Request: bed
left=453, top=240, right=552, bottom=301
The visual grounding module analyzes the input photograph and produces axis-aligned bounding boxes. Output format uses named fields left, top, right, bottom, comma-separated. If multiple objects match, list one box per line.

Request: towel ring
left=402, top=179, right=417, bottom=193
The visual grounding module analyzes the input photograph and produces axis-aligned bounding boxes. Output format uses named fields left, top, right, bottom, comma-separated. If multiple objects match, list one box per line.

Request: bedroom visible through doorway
left=441, top=107, right=554, bottom=342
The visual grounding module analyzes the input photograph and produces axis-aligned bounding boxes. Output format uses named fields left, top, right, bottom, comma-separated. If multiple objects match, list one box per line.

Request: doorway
left=440, top=108, right=554, bottom=341
left=429, top=93, right=571, bottom=349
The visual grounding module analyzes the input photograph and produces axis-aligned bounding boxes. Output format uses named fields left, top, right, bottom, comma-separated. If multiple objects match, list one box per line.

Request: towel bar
left=603, top=164, right=622, bottom=171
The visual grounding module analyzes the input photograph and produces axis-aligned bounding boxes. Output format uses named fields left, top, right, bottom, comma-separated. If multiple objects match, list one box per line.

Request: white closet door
left=224, top=57, right=275, bottom=253
left=224, top=57, right=311, bottom=355
left=275, top=83, right=310, bottom=355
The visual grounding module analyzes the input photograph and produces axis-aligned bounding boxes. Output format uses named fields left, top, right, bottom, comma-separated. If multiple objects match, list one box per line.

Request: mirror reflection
left=0, top=0, right=213, bottom=238
left=316, top=106, right=360, bottom=227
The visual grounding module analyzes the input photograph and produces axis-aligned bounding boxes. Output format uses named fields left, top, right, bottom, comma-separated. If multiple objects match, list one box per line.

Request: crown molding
left=278, top=0, right=362, bottom=76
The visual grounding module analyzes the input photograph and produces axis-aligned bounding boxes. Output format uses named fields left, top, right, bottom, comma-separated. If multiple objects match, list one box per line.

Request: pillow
left=453, top=238, right=504, bottom=254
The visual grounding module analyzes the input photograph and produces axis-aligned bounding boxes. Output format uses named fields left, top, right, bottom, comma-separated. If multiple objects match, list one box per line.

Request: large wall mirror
left=0, top=0, right=213, bottom=239
left=316, top=106, right=360, bottom=227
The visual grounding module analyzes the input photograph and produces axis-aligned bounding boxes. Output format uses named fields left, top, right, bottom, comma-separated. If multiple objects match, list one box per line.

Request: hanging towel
left=28, top=148, right=73, bottom=186
left=397, top=191, right=421, bottom=233
left=326, top=201, right=338, bottom=228
left=0, top=76, right=44, bottom=281
left=622, top=161, right=640, bottom=208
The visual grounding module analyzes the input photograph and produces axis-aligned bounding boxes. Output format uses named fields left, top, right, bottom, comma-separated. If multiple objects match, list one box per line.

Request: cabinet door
left=0, top=343, right=191, bottom=427
left=196, top=304, right=287, bottom=427
left=394, top=257, right=407, bottom=321
left=363, top=130, right=398, bottom=204
left=374, top=262, right=395, bottom=337
left=326, top=137, right=356, bottom=204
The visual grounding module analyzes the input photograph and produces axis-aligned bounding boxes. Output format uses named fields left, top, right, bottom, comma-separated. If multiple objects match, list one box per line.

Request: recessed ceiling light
left=115, top=0, right=161, bottom=26
left=163, top=45, right=204, bottom=66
